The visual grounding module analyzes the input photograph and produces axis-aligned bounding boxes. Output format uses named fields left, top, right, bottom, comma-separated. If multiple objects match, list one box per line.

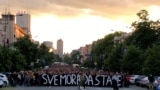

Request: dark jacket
left=148, top=75, right=154, bottom=83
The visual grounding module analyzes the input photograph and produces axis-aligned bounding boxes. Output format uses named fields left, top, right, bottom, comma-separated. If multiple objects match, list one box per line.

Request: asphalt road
left=0, top=85, right=147, bottom=90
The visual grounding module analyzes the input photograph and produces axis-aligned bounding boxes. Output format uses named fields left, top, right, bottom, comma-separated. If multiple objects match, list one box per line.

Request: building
left=57, top=39, right=63, bottom=58
left=42, top=41, right=54, bottom=52
left=42, top=41, right=53, bottom=49
left=33, top=40, right=40, bottom=45
left=114, top=32, right=132, bottom=44
left=79, top=44, right=92, bottom=63
left=16, top=12, right=31, bottom=38
left=0, top=13, right=25, bottom=46
left=14, top=24, right=25, bottom=39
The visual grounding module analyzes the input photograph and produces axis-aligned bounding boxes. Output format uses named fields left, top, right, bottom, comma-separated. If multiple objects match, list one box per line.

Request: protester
left=10, top=71, right=18, bottom=87
left=148, top=73, right=154, bottom=90
left=124, top=73, right=130, bottom=87
left=23, top=72, right=30, bottom=86
left=112, top=72, right=119, bottom=90
left=7, top=64, right=127, bottom=88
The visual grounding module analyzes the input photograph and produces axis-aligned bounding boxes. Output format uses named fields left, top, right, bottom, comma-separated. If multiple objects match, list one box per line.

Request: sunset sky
left=0, top=0, right=160, bottom=53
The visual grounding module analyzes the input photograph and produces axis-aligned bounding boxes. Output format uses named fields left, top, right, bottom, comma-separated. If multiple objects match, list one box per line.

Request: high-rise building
left=57, top=39, right=63, bottom=58
left=79, top=44, right=92, bottom=63
left=16, top=12, right=31, bottom=37
left=0, top=13, right=25, bottom=46
left=42, top=41, right=53, bottom=49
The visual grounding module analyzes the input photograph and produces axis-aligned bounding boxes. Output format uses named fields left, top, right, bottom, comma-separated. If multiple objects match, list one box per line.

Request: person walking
left=78, top=72, right=86, bottom=90
left=148, top=73, right=154, bottom=90
left=112, top=72, right=119, bottom=90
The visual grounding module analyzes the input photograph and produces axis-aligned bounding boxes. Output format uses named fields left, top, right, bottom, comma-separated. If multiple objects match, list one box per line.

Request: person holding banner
left=112, top=72, right=119, bottom=90
left=78, top=72, right=86, bottom=90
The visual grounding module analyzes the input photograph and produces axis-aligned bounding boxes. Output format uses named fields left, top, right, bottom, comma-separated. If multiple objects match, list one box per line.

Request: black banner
left=41, top=74, right=122, bottom=87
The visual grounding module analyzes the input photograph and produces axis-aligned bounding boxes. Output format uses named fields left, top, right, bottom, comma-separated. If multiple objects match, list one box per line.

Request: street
left=1, top=85, right=147, bottom=90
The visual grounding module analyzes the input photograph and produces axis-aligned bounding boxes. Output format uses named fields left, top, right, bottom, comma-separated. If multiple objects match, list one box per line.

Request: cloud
left=1, top=0, right=159, bottom=53
left=0, top=0, right=160, bottom=18
left=0, top=0, right=159, bottom=24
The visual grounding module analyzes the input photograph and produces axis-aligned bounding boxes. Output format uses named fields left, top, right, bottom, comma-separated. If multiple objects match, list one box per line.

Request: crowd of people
left=5, top=64, right=130, bottom=89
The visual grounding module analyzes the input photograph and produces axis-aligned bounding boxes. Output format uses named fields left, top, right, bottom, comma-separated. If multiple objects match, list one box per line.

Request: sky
left=0, top=0, right=160, bottom=53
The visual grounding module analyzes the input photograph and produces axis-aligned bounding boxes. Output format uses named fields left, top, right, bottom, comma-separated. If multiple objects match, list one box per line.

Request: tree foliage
left=142, top=45, right=160, bottom=75
left=38, top=44, right=54, bottom=66
left=13, top=35, right=39, bottom=68
left=0, top=46, right=26, bottom=72
left=91, top=32, right=124, bottom=70
left=126, top=10, right=159, bottom=49
left=70, top=50, right=81, bottom=64
left=121, top=45, right=143, bottom=74
left=86, top=9, right=160, bottom=75
left=105, top=44, right=123, bottom=72
left=63, top=54, right=72, bottom=64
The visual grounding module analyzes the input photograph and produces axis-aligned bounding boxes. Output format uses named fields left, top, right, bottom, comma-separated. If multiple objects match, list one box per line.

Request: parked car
left=135, top=75, right=146, bottom=86
left=129, top=75, right=141, bottom=84
left=139, top=77, right=149, bottom=87
left=146, top=76, right=160, bottom=88
left=0, top=79, right=3, bottom=88
left=0, top=73, right=9, bottom=86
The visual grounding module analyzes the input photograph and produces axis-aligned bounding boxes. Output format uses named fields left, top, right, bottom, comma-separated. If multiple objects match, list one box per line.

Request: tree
left=81, top=58, right=94, bottom=68
left=0, top=46, right=26, bottom=72
left=63, top=54, right=72, bottom=64
left=142, top=45, right=160, bottom=75
left=126, top=10, right=159, bottom=49
left=70, top=50, right=81, bottom=64
left=38, top=44, right=55, bottom=67
left=13, top=35, right=39, bottom=69
left=136, top=9, right=148, bottom=21
left=91, top=32, right=124, bottom=70
left=121, top=45, right=143, bottom=74
left=0, top=47, right=11, bottom=72
left=10, top=49, right=26, bottom=71
left=105, top=44, right=123, bottom=72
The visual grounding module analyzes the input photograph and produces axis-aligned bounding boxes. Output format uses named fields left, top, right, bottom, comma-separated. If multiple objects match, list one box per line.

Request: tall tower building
left=0, top=13, right=15, bottom=46
left=0, top=13, right=26, bottom=46
left=57, top=39, right=63, bottom=58
left=16, top=12, right=31, bottom=37
left=42, top=41, right=53, bottom=49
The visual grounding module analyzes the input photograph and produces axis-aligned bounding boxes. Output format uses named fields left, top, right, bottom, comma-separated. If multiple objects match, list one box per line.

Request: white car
left=129, top=75, right=141, bottom=84
left=139, top=77, right=149, bottom=87
left=0, top=74, right=9, bottom=86
left=0, top=79, right=4, bottom=87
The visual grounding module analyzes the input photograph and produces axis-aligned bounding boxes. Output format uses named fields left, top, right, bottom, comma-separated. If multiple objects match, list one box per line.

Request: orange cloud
left=0, top=0, right=159, bottom=19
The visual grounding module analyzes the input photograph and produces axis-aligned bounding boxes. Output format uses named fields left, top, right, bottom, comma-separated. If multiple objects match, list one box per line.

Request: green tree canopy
left=105, top=44, right=123, bottom=72
left=0, top=46, right=26, bottom=72
left=142, top=45, right=160, bottom=75
left=121, top=45, right=143, bottom=74
left=126, top=10, right=160, bottom=49
left=13, top=35, right=39, bottom=69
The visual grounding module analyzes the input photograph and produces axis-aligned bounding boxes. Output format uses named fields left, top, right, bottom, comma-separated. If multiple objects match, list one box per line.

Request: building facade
left=79, top=44, right=92, bottom=63
left=42, top=41, right=53, bottom=49
left=0, top=13, right=25, bottom=46
left=57, top=39, right=63, bottom=58
left=16, top=12, right=31, bottom=37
